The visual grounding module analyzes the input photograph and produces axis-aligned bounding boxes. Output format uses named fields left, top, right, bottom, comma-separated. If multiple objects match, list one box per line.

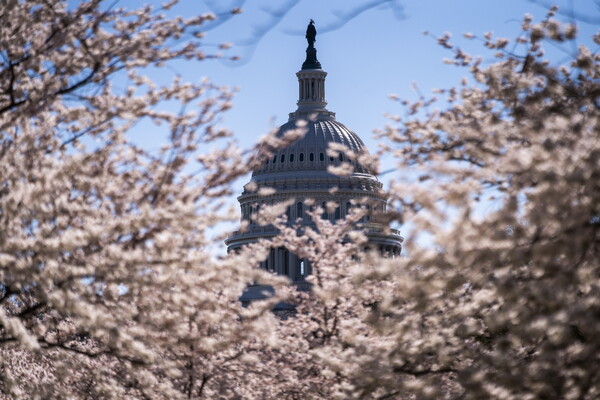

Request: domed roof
left=278, top=116, right=367, bottom=154
left=252, top=113, right=374, bottom=176
left=250, top=27, right=375, bottom=178
left=226, top=20, right=403, bottom=262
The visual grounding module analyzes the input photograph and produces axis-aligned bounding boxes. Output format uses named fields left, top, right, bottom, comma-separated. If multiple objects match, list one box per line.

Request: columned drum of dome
left=225, top=21, right=402, bottom=305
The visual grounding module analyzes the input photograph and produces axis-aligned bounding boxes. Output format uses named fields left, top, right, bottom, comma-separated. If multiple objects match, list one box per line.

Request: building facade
left=225, top=22, right=402, bottom=302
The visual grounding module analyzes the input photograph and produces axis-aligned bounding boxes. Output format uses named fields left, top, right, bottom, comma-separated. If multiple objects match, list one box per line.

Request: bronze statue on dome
left=302, top=19, right=321, bottom=69
left=306, top=19, right=316, bottom=47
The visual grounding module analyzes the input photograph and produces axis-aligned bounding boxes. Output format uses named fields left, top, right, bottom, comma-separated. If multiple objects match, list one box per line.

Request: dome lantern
left=294, top=19, right=328, bottom=116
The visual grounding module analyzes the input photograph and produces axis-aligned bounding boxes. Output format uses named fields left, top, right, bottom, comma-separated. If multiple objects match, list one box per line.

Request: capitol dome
left=226, top=21, right=402, bottom=302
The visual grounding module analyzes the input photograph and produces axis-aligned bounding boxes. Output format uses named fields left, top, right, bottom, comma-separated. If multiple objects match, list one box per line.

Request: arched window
left=281, top=154, right=285, bottom=163
left=296, top=202, right=303, bottom=219
left=339, top=153, right=343, bottom=161
left=309, top=153, right=314, bottom=162
left=286, top=206, right=291, bottom=221
left=335, top=206, right=341, bottom=220
left=290, top=154, right=294, bottom=162
left=321, top=201, right=328, bottom=220
left=299, top=153, right=304, bottom=162
left=266, top=158, right=269, bottom=164
left=319, top=153, right=324, bottom=161
left=272, top=155, right=277, bottom=163
left=346, top=202, right=351, bottom=216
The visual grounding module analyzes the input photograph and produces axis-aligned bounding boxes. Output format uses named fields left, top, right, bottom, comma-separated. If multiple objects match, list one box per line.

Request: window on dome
left=309, top=153, right=314, bottom=162
left=281, top=154, right=285, bottom=163
left=290, top=154, right=294, bottom=162
left=329, top=155, right=334, bottom=161
left=319, top=153, right=324, bottom=161
left=299, top=153, right=304, bottom=162
left=296, top=202, right=303, bottom=218
left=284, top=250, right=289, bottom=275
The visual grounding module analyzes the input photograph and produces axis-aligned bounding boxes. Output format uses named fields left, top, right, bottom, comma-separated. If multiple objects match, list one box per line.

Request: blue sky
left=168, top=0, right=598, bottom=161
left=123, top=0, right=598, bottom=248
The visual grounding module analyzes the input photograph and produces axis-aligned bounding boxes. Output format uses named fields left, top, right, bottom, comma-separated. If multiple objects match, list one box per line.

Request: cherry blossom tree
left=0, top=1, right=287, bottom=398
left=277, top=8, right=599, bottom=399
